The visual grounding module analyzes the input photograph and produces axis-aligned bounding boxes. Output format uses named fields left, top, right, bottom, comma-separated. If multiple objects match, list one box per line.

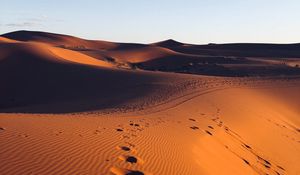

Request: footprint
left=125, top=142, right=135, bottom=148
left=243, top=144, right=251, bottom=149
left=242, top=158, right=250, bottom=165
left=54, top=131, right=63, bottom=136
left=118, top=155, right=144, bottom=165
left=263, top=160, right=271, bottom=168
left=205, top=130, right=213, bottom=136
left=190, top=126, right=199, bottom=130
left=129, top=122, right=141, bottom=127
left=277, top=165, right=285, bottom=171
left=264, top=164, right=271, bottom=169
left=110, top=167, right=145, bottom=175
left=208, top=126, right=214, bottom=129
left=116, top=146, right=131, bottom=152
left=126, top=171, right=144, bottom=175
left=217, top=121, right=223, bottom=127
left=94, top=129, right=101, bottom=134
left=19, top=134, right=28, bottom=138
left=212, top=118, right=219, bottom=122
left=126, top=156, right=138, bottom=164
left=122, top=135, right=130, bottom=139
left=258, top=156, right=271, bottom=167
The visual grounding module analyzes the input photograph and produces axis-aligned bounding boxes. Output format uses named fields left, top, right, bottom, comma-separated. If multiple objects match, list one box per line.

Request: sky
left=1, top=0, right=300, bottom=44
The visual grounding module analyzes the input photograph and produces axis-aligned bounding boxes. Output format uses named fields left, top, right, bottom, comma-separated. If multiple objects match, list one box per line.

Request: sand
left=0, top=79, right=299, bottom=175
left=0, top=31, right=300, bottom=175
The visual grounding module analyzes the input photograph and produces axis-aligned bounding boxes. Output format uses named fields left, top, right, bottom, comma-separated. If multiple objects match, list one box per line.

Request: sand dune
left=0, top=30, right=300, bottom=175
left=0, top=39, right=179, bottom=113
left=105, top=46, right=178, bottom=63
left=0, top=79, right=299, bottom=175
left=2, top=30, right=118, bottom=50
left=162, top=42, right=300, bottom=58
left=0, top=41, right=114, bottom=68
left=48, top=46, right=114, bottom=67
left=152, top=39, right=185, bottom=47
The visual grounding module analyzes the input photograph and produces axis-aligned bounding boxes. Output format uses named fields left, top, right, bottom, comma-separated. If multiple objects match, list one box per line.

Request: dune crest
left=48, top=46, right=114, bottom=68
left=2, top=30, right=118, bottom=50
left=0, top=36, right=18, bottom=43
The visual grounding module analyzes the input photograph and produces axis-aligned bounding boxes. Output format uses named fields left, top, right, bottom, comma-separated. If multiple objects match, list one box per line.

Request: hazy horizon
left=1, top=0, right=300, bottom=44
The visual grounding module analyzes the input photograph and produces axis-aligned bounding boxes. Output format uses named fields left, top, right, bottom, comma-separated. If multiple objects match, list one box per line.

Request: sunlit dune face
left=0, top=37, right=18, bottom=43
left=48, top=47, right=114, bottom=68
left=193, top=136, right=254, bottom=175
left=2, top=31, right=118, bottom=50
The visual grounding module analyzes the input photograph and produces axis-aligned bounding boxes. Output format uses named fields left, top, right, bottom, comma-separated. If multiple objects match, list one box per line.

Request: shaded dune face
left=104, top=46, right=178, bottom=63
left=156, top=42, right=300, bottom=58
left=151, top=39, right=185, bottom=47
left=0, top=42, right=166, bottom=113
left=135, top=41, right=300, bottom=76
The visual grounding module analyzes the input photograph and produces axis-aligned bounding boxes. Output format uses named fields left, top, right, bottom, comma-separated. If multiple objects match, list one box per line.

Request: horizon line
left=2, top=30, right=300, bottom=45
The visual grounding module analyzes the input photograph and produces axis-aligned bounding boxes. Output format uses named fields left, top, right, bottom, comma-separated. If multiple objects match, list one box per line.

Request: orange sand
left=0, top=31, right=299, bottom=175
left=0, top=81, right=299, bottom=175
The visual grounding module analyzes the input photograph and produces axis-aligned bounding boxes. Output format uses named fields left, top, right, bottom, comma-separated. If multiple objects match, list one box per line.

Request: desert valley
left=0, top=30, right=299, bottom=175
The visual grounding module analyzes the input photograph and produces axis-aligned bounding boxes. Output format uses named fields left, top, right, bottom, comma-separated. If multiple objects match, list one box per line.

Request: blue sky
left=1, top=0, right=299, bottom=44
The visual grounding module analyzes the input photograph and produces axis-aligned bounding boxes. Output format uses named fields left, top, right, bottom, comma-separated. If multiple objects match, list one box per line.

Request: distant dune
left=105, top=46, right=178, bottom=63
left=152, top=39, right=185, bottom=47
left=2, top=30, right=118, bottom=50
left=0, top=30, right=299, bottom=175
left=2, top=30, right=300, bottom=76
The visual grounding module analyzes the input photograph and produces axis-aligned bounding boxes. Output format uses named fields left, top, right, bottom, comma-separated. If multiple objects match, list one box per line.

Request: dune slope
left=0, top=78, right=299, bottom=175
left=0, top=41, right=180, bottom=113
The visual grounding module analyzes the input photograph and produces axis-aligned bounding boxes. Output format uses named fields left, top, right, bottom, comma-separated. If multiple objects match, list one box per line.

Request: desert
left=0, top=30, right=299, bottom=175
